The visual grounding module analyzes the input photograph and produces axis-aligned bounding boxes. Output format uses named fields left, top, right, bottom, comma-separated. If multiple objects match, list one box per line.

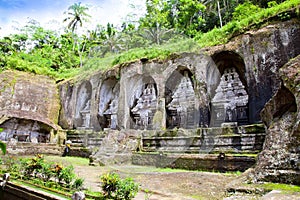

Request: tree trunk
left=217, top=1, right=223, bottom=27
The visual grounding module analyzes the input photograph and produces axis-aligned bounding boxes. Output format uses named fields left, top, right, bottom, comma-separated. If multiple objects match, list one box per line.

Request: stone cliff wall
left=59, top=19, right=300, bottom=133
left=252, top=55, right=300, bottom=185
left=0, top=71, right=60, bottom=142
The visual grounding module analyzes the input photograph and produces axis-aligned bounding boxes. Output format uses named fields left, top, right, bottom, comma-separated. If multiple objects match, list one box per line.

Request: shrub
left=115, top=177, right=139, bottom=200
left=38, top=162, right=55, bottom=182
left=58, top=165, right=75, bottom=185
left=73, top=177, right=84, bottom=189
left=232, top=1, right=262, bottom=21
left=3, top=155, right=84, bottom=190
left=101, top=172, right=120, bottom=198
left=100, top=172, right=139, bottom=200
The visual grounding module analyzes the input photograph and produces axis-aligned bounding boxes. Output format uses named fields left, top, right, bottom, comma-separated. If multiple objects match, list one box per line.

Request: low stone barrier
left=0, top=181, right=67, bottom=200
left=132, top=153, right=256, bottom=172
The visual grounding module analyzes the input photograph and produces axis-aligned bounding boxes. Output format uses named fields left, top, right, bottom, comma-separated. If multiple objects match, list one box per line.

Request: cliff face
left=59, top=19, right=300, bottom=132
left=253, top=55, right=300, bottom=185
left=0, top=71, right=60, bottom=142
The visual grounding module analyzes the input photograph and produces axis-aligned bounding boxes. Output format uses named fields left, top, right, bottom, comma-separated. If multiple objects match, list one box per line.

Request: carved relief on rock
left=130, top=83, right=157, bottom=130
left=75, top=81, right=92, bottom=129
left=211, top=67, right=248, bottom=127
left=166, top=71, right=196, bottom=129
left=98, top=78, right=120, bottom=130
left=0, top=118, right=51, bottom=143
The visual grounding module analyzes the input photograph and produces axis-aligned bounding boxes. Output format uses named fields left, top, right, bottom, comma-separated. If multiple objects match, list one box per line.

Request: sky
left=0, top=0, right=146, bottom=36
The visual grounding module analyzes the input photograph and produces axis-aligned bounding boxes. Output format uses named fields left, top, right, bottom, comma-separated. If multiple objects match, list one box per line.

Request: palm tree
left=63, top=2, right=91, bottom=33
left=63, top=3, right=91, bottom=67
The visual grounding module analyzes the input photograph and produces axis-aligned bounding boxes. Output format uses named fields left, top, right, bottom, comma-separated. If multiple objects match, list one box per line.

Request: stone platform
left=133, top=124, right=265, bottom=171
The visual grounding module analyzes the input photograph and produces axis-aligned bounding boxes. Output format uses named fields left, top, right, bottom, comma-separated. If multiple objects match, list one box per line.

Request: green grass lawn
left=44, top=155, right=90, bottom=166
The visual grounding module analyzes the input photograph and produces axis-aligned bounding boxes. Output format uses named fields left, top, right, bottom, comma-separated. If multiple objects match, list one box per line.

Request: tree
left=139, top=0, right=206, bottom=38
left=63, top=3, right=91, bottom=67
left=176, top=0, right=206, bottom=36
left=63, top=2, right=91, bottom=33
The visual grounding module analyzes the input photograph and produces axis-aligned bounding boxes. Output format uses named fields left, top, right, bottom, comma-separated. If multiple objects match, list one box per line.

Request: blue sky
left=0, top=0, right=145, bottom=36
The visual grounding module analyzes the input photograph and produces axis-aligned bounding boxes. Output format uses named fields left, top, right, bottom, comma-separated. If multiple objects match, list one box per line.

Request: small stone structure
left=98, top=77, right=120, bottom=129
left=167, top=71, right=196, bottom=129
left=211, top=67, right=248, bottom=127
left=131, top=83, right=157, bottom=130
left=75, top=81, right=92, bottom=129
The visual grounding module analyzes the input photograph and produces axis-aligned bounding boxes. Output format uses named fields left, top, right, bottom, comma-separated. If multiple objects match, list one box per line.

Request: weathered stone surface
left=0, top=18, right=299, bottom=183
left=253, top=55, right=300, bottom=185
left=0, top=70, right=60, bottom=128
left=0, top=70, right=60, bottom=142
left=132, top=153, right=256, bottom=172
left=89, top=130, right=140, bottom=165
left=59, top=19, right=300, bottom=132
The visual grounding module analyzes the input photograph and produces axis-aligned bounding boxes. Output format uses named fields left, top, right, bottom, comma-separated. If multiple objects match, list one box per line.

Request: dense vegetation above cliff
left=0, top=0, right=299, bottom=80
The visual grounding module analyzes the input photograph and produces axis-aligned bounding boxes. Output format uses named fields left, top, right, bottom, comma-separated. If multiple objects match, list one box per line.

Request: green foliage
left=58, top=165, right=75, bottom=185
left=73, top=177, right=84, bottom=189
left=23, top=154, right=44, bottom=177
left=175, top=0, right=206, bottom=36
left=232, top=1, right=262, bottom=21
left=39, top=162, right=55, bottom=182
left=112, top=47, right=171, bottom=66
left=115, top=177, right=139, bottom=200
left=3, top=155, right=83, bottom=190
left=0, top=128, right=6, bottom=155
left=63, top=2, right=91, bottom=33
left=100, top=172, right=139, bottom=200
left=101, top=172, right=119, bottom=197
left=0, top=0, right=299, bottom=80
left=196, top=0, right=300, bottom=47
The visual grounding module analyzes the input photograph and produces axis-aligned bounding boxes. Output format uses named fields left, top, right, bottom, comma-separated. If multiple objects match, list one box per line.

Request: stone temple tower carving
left=131, top=84, right=157, bottom=129
left=211, top=67, right=248, bottom=127
left=167, top=71, right=196, bottom=129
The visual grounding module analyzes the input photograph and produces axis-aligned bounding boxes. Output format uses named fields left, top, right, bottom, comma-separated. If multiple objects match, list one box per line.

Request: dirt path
left=73, top=165, right=237, bottom=200
left=41, top=156, right=300, bottom=200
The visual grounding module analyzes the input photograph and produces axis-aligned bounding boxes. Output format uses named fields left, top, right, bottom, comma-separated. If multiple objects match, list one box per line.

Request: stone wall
left=132, top=153, right=256, bottom=172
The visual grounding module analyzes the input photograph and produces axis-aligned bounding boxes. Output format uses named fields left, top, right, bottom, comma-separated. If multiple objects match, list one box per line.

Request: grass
left=261, top=182, right=300, bottom=193
left=154, top=167, right=191, bottom=173
left=71, top=38, right=200, bottom=81
left=44, top=155, right=89, bottom=166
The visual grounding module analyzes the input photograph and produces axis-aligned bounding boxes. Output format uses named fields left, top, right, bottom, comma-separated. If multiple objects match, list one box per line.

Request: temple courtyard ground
left=43, top=156, right=300, bottom=200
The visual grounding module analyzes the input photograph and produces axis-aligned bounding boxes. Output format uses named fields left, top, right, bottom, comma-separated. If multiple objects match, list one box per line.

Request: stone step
left=142, top=147, right=261, bottom=154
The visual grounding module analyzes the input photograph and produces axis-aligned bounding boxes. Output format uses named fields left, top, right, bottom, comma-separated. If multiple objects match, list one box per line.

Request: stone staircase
left=66, top=130, right=106, bottom=157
